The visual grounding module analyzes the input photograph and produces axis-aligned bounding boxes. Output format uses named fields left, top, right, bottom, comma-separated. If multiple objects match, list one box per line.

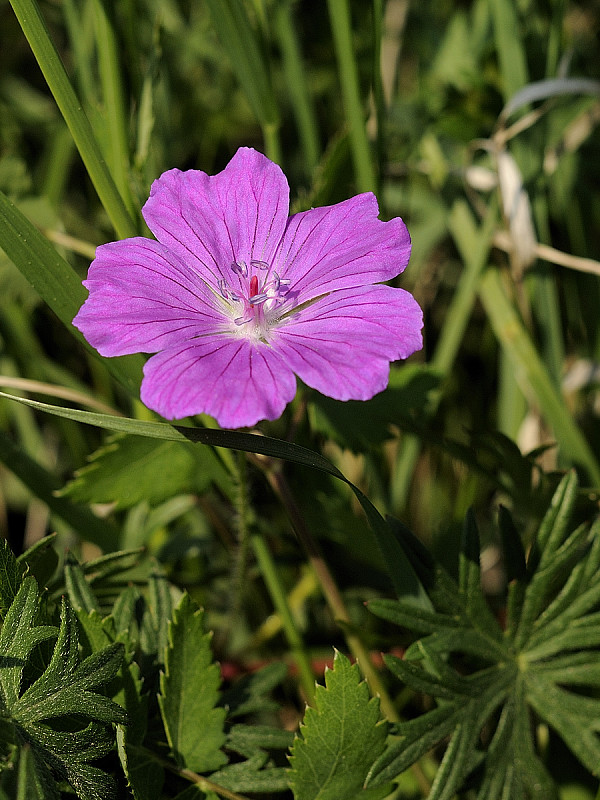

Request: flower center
left=218, top=259, right=291, bottom=339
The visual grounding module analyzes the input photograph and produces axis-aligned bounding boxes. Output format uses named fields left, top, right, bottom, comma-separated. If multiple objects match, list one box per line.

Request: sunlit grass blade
left=274, top=0, right=320, bottom=176
left=0, top=190, right=143, bottom=395
left=8, top=0, right=137, bottom=239
left=326, top=0, right=376, bottom=193
left=478, top=268, right=600, bottom=485
left=91, top=0, right=137, bottom=219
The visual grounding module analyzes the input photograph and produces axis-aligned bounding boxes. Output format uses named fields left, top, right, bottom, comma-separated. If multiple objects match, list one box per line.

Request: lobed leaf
left=158, top=593, right=226, bottom=773
left=288, top=651, right=388, bottom=800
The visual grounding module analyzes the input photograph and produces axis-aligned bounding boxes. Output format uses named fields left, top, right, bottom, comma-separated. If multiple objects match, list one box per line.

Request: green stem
left=326, top=0, right=376, bottom=193
left=9, top=0, right=138, bottom=239
left=235, top=452, right=316, bottom=704
left=249, top=534, right=316, bottom=704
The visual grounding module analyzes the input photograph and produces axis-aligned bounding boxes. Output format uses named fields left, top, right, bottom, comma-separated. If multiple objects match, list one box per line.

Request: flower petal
left=73, top=238, right=224, bottom=357
left=141, top=335, right=297, bottom=428
left=142, top=147, right=290, bottom=289
left=273, top=285, right=423, bottom=400
left=273, top=194, right=411, bottom=303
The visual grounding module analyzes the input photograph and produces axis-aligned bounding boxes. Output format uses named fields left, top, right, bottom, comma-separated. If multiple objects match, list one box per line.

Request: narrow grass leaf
left=8, top=0, right=137, bottom=238
left=0, top=392, right=430, bottom=607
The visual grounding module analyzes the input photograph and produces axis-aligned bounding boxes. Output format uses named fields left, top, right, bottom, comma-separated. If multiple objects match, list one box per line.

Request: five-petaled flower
left=73, top=148, right=423, bottom=428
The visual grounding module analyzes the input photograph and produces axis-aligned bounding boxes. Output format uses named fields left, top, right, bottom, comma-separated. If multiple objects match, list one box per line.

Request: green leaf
left=0, top=577, right=57, bottom=708
left=158, top=593, right=226, bottom=773
left=16, top=744, right=58, bottom=800
left=288, top=651, right=388, bottom=800
left=1, top=581, right=126, bottom=799
left=0, top=537, right=25, bottom=622
left=0, top=392, right=431, bottom=608
left=204, top=0, right=279, bottom=128
left=0, top=425, right=121, bottom=552
left=220, top=662, right=288, bottom=720
left=0, top=191, right=143, bottom=396
left=210, top=752, right=290, bottom=793
left=59, top=434, right=230, bottom=510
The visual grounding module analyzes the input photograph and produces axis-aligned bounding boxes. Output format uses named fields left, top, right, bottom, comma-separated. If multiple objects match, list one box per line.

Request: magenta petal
left=142, top=148, right=290, bottom=287
left=73, top=239, right=223, bottom=357
left=140, top=335, right=297, bottom=428
left=273, top=194, right=411, bottom=303
left=273, top=285, right=423, bottom=401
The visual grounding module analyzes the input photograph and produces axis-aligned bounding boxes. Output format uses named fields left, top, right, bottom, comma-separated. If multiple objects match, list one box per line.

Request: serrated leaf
left=288, top=651, right=388, bottom=800
left=60, top=434, right=230, bottom=510
left=158, top=593, right=226, bottom=773
left=0, top=537, right=25, bottom=621
left=117, top=727, right=164, bottom=800
left=0, top=577, right=57, bottom=707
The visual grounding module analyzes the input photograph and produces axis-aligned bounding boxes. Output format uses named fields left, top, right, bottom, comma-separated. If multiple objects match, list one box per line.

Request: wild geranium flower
left=73, top=148, right=423, bottom=428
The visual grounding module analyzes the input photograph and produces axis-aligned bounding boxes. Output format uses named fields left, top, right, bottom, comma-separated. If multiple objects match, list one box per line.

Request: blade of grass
left=326, top=0, right=376, bottom=193
left=391, top=201, right=497, bottom=510
left=0, top=392, right=430, bottom=609
left=204, top=0, right=281, bottom=163
left=478, top=267, right=600, bottom=484
left=274, top=0, right=320, bottom=176
left=8, top=0, right=138, bottom=239
left=0, top=189, right=143, bottom=395
left=91, top=0, right=137, bottom=219
left=489, top=0, right=528, bottom=100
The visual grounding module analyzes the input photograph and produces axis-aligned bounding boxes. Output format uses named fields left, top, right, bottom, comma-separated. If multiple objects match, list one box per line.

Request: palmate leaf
left=288, top=651, right=388, bottom=800
left=368, top=472, right=600, bottom=799
left=158, top=593, right=227, bottom=773
left=0, top=577, right=127, bottom=800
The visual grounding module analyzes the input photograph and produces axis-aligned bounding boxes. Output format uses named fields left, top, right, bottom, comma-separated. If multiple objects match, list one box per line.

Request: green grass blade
left=204, top=0, right=281, bottom=162
left=91, top=0, right=136, bottom=219
left=0, top=189, right=143, bottom=395
left=478, top=268, right=600, bottom=485
left=0, top=392, right=430, bottom=607
left=326, top=0, right=376, bottom=193
left=8, top=0, right=138, bottom=239
left=274, top=0, right=320, bottom=176
left=489, top=0, right=528, bottom=99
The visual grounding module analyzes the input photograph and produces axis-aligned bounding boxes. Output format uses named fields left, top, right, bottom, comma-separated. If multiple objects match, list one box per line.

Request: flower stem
left=260, top=460, right=399, bottom=723
left=234, top=452, right=316, bottom=704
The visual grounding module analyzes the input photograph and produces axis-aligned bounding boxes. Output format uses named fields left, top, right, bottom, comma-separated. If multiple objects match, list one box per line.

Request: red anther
left=249, top=275, right=259, bottom=297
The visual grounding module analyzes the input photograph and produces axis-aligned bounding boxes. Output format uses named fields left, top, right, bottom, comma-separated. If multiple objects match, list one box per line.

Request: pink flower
left=73, top=148, right=423, bottom=428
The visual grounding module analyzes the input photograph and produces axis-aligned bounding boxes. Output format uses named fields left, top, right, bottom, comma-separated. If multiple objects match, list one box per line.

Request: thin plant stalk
left=326, top=0, right=377, bottom=193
